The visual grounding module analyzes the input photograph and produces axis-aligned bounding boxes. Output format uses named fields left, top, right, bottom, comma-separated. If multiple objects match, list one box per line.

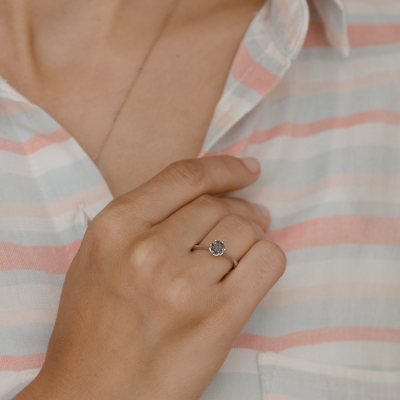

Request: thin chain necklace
left=92, top=0, right=181, bottom=162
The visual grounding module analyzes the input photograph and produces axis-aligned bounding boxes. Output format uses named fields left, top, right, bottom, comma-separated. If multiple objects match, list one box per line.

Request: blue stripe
left=298, top=42, right=400, bottom=61
left=244, top=298, right=400, bottom=337
left=0, top=270, right=65, bottom=287
left=202, top=372, right=261, bottom=400
left=259, top=86, right=400, bottom=129
left=348, top=14, right=400, bottom=25
left=0, top=324, right=53, bottom=356
left=0, top=107, right=60, bottom=140
left=0, top=158, right=104, bottom=203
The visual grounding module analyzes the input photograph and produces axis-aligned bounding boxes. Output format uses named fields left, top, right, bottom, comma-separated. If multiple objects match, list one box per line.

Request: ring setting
left=209, top=239, right=226, bottom=256
left=192, top=239, right=238, bottom=269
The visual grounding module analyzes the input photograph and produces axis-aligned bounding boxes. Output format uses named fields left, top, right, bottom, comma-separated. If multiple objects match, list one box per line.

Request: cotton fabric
left=0, top=0, right=399, bottom=399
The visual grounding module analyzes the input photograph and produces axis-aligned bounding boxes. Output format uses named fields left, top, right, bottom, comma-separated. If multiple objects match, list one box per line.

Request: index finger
left=120, top=156, right=261, bottom=225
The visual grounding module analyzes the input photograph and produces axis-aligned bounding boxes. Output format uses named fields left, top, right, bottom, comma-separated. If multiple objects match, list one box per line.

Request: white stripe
left=0, top=285, right=61, bottom=311
left=219, top=91, right=254, bottom=119
left=0, top=139, right=87, bottom=178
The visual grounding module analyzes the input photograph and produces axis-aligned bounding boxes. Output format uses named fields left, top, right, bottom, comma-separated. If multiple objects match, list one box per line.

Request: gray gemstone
left=209, top=240, right=225, bottom=256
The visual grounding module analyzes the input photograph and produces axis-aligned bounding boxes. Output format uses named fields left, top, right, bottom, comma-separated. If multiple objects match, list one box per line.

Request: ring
left=191, top=239, right=238, bottom=270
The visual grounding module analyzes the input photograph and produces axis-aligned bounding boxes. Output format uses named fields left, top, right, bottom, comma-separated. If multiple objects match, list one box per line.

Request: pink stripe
left=233, top=327, right=400, bottom=352
left=231, top=43, right=281, bottom=96
left=349, top=23, right=400, bottom=48
left=303, top=21, right=338, bottom=48
left=204, top=109, right=400, bottom=157
left=264, top=215, right=400, bottom=252
left=0, top=240, right=81, bottom=274
left=304, top=21, right=400, bottom=49
left=0, top=128, right=70, bottom=155
left=0, top=353, right=46, bottom=372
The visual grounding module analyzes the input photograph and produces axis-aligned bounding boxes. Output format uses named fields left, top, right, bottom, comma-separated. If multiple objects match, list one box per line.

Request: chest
left=0, top=2, right=264, bottom=197
left=54, top=49, right=228, bottom=198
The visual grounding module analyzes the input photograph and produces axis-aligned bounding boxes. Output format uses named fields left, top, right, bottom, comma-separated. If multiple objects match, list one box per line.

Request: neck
left=0, top=0, right=263, bottom=77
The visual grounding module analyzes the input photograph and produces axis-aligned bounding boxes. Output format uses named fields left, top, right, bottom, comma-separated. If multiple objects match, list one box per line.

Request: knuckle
left=195, top=194, right=229, bottom=214
left=254, top=222, right=266, bottom=239
left=85, top=204, right=124, bottom=246
left=223, top=214, right=255, bottom=236
left=258, top=240, right=287, bottom=276
left=232, top=197, right=253, bottom=211
left=166, top=160, right=206, bottom=188
left=91, top=198, right=126, bottom=229
left=130, top=234, right=167, bottom=272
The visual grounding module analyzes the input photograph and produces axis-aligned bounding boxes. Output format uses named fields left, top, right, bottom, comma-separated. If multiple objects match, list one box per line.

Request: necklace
left=92, top=0, right=181, bottom=162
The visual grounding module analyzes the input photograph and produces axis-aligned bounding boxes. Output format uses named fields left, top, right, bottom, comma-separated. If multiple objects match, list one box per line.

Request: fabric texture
left=0, top=0, right=399, bottom=399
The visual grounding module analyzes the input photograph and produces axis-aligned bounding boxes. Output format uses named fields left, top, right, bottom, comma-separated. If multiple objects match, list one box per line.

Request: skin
left=0, top=0, right=265, bottom=196
left=14, top=156, right=286, bottom=400
left=2, top=1, right=288, bottom=398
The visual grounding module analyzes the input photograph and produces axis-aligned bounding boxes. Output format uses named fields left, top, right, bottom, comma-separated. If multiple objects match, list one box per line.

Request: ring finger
left=190, top=213, right=266, bottom=283
left=151, top=194, right=270, bottom=248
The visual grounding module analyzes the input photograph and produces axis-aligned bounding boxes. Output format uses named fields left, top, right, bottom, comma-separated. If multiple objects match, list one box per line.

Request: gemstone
left=209, top=240, right=225, bottom=256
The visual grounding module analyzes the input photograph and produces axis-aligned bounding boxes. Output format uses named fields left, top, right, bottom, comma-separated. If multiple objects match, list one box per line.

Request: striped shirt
left=1, top=0, right=399, bottom=399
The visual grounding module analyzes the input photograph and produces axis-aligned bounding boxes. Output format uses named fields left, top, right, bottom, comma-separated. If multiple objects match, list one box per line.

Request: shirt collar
left=202, top=0, right=349, bottom=154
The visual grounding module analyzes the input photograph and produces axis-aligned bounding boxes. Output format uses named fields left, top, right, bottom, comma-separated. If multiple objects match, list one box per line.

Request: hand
left=15, top=156, right=286, bottom=400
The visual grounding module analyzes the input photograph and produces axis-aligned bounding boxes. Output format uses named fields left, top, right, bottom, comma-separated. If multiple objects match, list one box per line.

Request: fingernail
left=254, top=203, right=270, bottom=220
left=241, top=157, right=260, bottom=174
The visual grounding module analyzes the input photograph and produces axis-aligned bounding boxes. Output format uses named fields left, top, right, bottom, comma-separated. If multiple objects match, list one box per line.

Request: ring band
left=191, top=239, right=238, bottom=270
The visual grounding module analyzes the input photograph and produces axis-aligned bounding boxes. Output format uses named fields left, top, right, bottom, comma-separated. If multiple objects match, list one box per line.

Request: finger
left=117, top=156, right=261, bottom=226
left=221, top=240, right=287, bottom=318
left=152, top=195, right=271, bottom=247
left=189, top=214, right=266, bottom=283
